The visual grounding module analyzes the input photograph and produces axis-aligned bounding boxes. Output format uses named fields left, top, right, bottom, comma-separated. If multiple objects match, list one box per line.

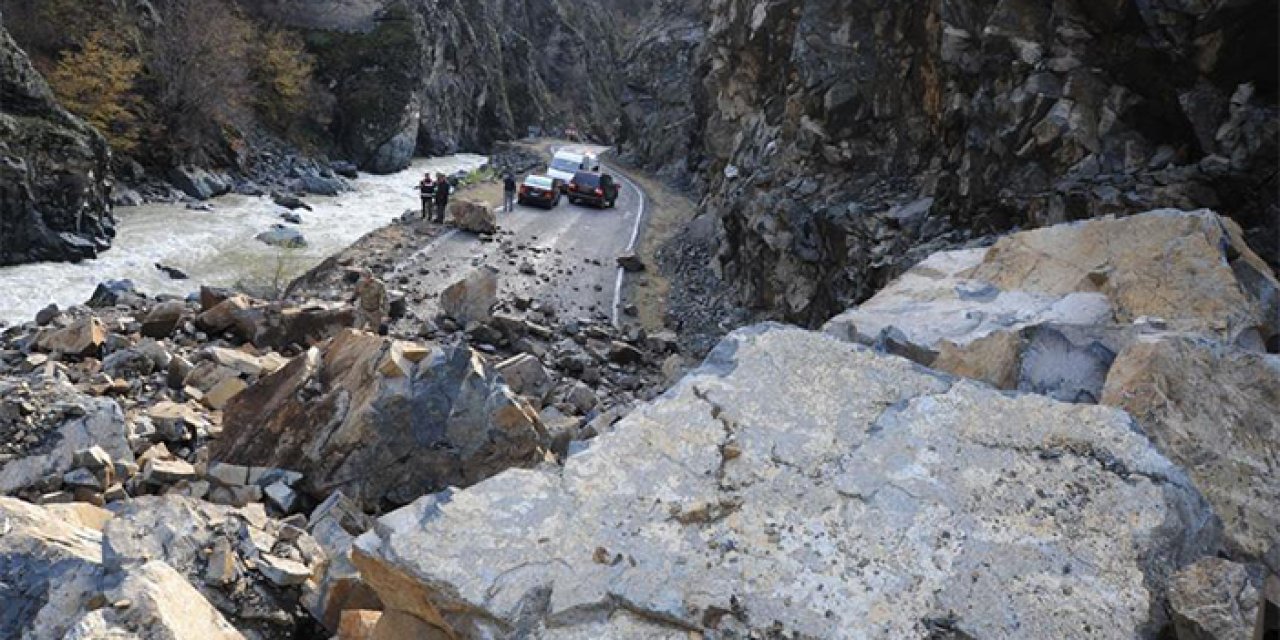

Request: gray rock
left=0, top=393, right=130, bottom=494
left=255, top=224, right=308, bottom=249
left=168, top=165, right=231, bottom=201
left=353, top=325, right=1218, bottom=638
left=0, top=497, right=106, bottom=640
left=440, top=267, right=498, bottom=326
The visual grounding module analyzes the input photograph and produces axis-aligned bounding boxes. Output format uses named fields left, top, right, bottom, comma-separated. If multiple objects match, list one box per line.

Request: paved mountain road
left=393, top=146, right=648, bottom=326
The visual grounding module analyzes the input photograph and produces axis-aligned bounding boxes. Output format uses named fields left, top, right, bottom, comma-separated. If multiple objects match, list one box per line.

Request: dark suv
left=567, top=171, right=619, bottom=208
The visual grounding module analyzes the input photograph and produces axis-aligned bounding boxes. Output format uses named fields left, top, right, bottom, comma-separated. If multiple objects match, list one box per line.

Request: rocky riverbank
left=3, top=203, right=1276, bottom=638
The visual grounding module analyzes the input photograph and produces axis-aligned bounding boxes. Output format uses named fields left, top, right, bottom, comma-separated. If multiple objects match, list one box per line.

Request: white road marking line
left=611, top=168, right=647, bottom=328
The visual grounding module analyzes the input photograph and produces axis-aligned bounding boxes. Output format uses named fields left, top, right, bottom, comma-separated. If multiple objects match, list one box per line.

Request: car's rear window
left=573, top=172, right=600, bottom=187
left=524, top=176, right=554, bottom=189
left=550, top=158, right=580, bottom=172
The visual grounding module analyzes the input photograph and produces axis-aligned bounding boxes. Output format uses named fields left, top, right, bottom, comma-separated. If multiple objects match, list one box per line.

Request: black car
left=517, top=175, right=562, bottom=209
left=567, top=171, right=619, bottom=208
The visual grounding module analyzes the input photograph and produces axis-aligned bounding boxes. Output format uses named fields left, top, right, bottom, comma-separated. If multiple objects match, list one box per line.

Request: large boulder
left=0, top=497, right=249, bottom=640
left=447, top=200, right=497, bottom=234
left=168, top=165, right=231, bottom=201
left=212, top=330, right=547, bottom=510
left=35, top=317, right=108, bottom=357
left=352, top=325, right=1219, bottom=638
left=439, top=267, right=498, bottom=326
left=0, top=22, right=114, bottom=267
left=828, top=210, right=1278, bottom=359
left=966, top=210, right=1278, bottom=343
left=1102, top=336, right=1280, bottom=572
left=0, top=497, right=105, bottom=640
left=62, top=561, right=245, bottom=640
left=0, top=389, right=130, bottom=495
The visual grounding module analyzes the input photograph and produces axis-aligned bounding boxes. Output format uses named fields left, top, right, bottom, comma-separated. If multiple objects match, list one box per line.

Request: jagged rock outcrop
left=352, top=325, right=1220, bottom=638
left=211, top=329, right=548, bottom=510
left=0, top=19, right=114, bottom=266
left=622, top=0, right=1279, bottom=324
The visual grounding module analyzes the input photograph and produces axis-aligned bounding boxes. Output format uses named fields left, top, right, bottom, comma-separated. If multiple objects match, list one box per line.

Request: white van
left=547, top=150, right=599, bottom=191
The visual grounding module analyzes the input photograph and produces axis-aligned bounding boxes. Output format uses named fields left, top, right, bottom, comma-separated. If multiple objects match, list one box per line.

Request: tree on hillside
left=144, top=0, right=254, bottom=162
left=46, top=29, right=146, bottom=152
left=253, top=28, right=322, bottom=136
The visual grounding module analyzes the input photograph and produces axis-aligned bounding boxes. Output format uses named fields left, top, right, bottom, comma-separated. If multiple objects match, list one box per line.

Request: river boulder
left=168, top=165, right=231, bottom=201
left=352, top=325, right=1219, bottom=638
left=256, top=224, right=308, bottom=249
left=211, top=329, right=547, bottom=510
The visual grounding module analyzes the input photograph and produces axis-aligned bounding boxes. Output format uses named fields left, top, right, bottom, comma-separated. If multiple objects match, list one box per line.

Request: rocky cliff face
left=258, top=0, right=627, bottom=174
left=622, top=0, right=1279, bottom=325
left=0, top=20, right=113, bottom=266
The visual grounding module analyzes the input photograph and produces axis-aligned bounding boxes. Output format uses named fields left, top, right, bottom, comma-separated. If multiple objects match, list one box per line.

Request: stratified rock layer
left=354, top=325, right=1218, bottom=638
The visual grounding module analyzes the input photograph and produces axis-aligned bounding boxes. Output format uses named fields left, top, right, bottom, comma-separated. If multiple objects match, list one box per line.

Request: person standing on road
left=432, top=172, right=450, bottom=223
left=353, top=269, right=389, bottom=333
left=502, top=169, right=517, bottom=213
left=418, top=173, right=434, bottom=219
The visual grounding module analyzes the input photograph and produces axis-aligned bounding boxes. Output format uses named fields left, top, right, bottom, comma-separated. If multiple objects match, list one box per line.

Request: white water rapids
left=0, top=155, right=488, bottom=326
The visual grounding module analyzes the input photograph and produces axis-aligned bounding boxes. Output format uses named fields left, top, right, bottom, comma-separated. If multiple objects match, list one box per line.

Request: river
left=0, top=155, right=488, bottom=326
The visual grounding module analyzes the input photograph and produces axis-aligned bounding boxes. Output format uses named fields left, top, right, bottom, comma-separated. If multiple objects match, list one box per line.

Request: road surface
left=392, top=145, right=648, bottom=326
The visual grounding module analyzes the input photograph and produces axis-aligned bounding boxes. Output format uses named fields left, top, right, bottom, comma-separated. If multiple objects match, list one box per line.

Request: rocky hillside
left=0, top=18, right=113, bottom=267
left=620, top=0, right=1279, bottom=326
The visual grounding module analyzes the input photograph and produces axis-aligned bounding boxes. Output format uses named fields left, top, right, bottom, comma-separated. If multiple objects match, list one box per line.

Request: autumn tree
left=253, top=28, right=319, bottom=134
left=46, top=29, right=146, bottom=152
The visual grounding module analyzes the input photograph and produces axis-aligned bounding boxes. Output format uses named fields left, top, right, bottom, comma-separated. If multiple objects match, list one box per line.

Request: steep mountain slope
left=255, top=0, right=627, bottom=173
left=621, top=0, right=1279, bottom=326
left=0, top=19, right=113, bottom=266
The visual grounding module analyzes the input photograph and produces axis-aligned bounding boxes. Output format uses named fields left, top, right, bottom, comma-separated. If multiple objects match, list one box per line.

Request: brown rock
left=338, top=610, right=382, bottom=640
left=141, top=301, right=187, bottom=339
left=446, top=200, right=497, bottom=234
left=967, top=210, right=1279, bottom=342
left=1102, top=336, right=1280, bottom=571
left=203, top=377, right=249, bottom=410
left=212, top=330, right=547, bottom=510
left=1168, top=557, right=1262, bottom=640
left=37, top=317, right=107, bottom=357
left=933, top=330, right=1023, bottom=390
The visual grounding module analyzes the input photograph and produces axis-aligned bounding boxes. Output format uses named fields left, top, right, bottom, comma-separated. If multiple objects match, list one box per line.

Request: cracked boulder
left=825, top=209, right=1280, bottom=381
left=212, top=329, right=547, bottom=510
left=352, top=325, right=1219, bottom=638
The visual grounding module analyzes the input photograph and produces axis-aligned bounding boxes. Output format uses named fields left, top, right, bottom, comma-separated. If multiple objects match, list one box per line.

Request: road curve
left=393, top=146, right=649, bottom=325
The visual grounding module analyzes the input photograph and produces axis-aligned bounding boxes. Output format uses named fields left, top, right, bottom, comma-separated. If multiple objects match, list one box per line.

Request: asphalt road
left=391, top=146, right=647, bottom=326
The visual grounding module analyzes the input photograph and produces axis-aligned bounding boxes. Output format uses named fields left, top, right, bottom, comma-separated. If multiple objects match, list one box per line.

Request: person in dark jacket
left=418, top=173, right=434, bottom=218
left=432, top=172, right=450, bottom=223
left=502, top=170, right=517, bottom=213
